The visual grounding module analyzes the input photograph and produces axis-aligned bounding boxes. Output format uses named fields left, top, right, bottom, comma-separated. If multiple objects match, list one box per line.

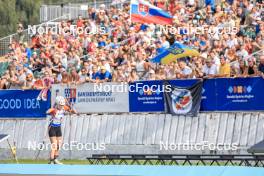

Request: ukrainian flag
left=151, top=42, right=200, bottom=64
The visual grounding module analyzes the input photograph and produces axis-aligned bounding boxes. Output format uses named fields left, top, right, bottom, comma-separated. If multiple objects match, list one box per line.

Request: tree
left=0, top=0, right=94, bottom=38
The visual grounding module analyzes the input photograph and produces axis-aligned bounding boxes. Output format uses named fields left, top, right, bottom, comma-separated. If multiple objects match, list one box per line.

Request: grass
left=0, top=159, right=90, bottom=165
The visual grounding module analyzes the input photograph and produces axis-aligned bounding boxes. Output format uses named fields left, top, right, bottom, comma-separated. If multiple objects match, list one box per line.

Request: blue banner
left=1, top=77, right=263, bottom=117
left=200, top=79, right=217, bottom=111
left=129, top=77, right=264, bottom=112
left=0, top=90, right=51, bottom=118
left=129, top=80, right=164, bottom=112
left=215, top=77, right=264, bottom=111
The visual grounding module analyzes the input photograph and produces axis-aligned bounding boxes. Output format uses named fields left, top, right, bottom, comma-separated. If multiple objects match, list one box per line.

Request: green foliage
left=0, top=0, right=93, bottom=38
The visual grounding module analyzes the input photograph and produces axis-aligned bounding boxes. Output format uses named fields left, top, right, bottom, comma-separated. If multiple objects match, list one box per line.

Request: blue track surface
left=1, top=165, right=264, bottom=176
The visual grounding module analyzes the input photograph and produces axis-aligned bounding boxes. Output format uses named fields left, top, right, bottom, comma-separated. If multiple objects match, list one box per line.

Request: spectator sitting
left=98, top=37, right=106, bottom=48
left=217, top=55, right=231, bottom=77
left=101, top=57, right=111, bottom=72
left=79, top=68, right=89, bottom=83
left=244, top=58, right=258, bottom=77
left=23, top=73, right=35, bottom=90
left=258, top=55, right=264, bottom=78
left=147, top=69, right=156, bottom=80
left=90, top=66, right=98, bottom=81
left=1, top=1, right=264, bottom=89
left=9, top=66, right=26, bottom=89
left=0, top=71, right=11, bottom=89
left=202, top=58, right=218, bottom=78
left=127, top=69, right=139, bottom=83
left=235, top=59, right=247, bottom=77
left=177, top=61, right=192, bottom=79
left=156, top=41, right=166, bottom=54
left=161, top=35, right=170, bottom=49
left=115, top=66, right=126, bottom=82
left=94, top=66, right=112, bottom=82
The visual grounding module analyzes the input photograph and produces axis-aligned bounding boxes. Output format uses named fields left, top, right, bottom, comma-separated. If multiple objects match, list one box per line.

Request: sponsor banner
left=51, top=83, right=129, bottom=113
left=129, top=77, right=264, bottom=112
left=129, top=79, right=201, bottom=112
left=129, top=80, right=165, bottom=112
left=216, top=77, right=264, bottom=111
left=0, top=90, right=50, bottom=118
left=164, top=80, right=203, bottom=116
left=200, top=79, right=217, bottom=111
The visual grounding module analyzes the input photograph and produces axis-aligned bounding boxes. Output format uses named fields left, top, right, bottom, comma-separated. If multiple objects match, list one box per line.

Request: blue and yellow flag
left=151, top=42, right=200, bottom=64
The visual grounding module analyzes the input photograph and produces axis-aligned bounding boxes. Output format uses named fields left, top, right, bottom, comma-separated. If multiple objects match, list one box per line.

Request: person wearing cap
left=94, top=66, right=112, bottom=82
left=217, top=55, right=231, bottom=77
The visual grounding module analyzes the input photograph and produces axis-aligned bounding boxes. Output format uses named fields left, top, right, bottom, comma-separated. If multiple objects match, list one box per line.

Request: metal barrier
left=40, top=0, right=126, bottom=22
left=86, top=154, right=264, bottom=167
left=0, top=14, right=70, bottom=57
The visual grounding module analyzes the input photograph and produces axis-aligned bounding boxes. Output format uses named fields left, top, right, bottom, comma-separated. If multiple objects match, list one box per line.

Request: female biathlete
left=46, top=96, right=77, bottom=164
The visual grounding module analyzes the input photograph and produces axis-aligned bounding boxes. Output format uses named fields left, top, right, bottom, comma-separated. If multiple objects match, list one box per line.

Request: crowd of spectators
left=0, top=0, right=263, bottom=89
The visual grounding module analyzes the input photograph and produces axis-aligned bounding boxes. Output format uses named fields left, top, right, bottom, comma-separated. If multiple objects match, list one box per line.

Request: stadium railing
left=86, top=154, right=264, bottom=167
left=40, top=0, right=126, bottom=23
left=0, top=14, right=70, bottom=57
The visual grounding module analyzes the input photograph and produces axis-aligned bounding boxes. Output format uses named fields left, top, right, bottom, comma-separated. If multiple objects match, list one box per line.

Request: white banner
left=51, top=83, right=129, bottom=113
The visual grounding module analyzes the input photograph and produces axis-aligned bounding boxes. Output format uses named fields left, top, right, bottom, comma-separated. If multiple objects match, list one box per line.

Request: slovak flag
left=130, top=0, right=173, bottom=25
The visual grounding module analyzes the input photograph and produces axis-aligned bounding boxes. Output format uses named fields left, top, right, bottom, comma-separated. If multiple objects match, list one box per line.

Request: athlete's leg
left=54, top=136, right=63, bottom=164
left=55, top=136, right=62, bottom=157
left=49, top=136, right=57, bottom=163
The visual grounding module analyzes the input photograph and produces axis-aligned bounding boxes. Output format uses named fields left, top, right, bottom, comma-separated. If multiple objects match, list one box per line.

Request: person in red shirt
left=156, top=0, right=166, bottom=10
left=76, top=15, right=84, bottom=28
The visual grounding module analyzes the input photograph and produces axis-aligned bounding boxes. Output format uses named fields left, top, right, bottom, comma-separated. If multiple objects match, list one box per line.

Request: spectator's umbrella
left=151, top=42, right=200, bottom=64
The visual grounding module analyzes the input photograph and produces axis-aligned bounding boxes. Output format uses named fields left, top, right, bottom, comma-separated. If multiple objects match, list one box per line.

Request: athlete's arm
left=64, top=105, right=77, bottom=114
left=46, top=108, right=56, bottom=115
